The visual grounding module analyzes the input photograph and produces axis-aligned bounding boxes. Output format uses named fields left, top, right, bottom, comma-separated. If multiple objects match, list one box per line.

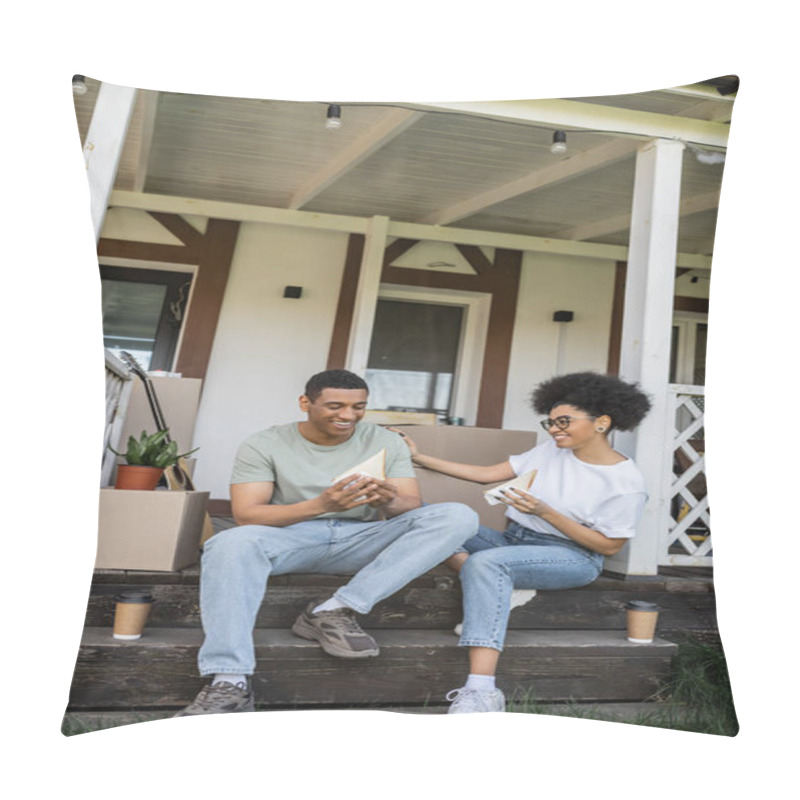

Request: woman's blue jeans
left=458, top=522, right=604, bottom=652
left=197, top=502, right=477, bottom=675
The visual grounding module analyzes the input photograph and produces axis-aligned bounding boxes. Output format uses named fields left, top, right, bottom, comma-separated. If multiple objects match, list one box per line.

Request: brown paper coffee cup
left=113, top=591, right=155, bottom=640
left=625, top=600, right=659, bottom=643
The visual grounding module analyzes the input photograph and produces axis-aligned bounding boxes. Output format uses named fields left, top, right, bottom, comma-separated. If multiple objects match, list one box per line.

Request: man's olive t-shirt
left=230, top=422, right=415, bottom=521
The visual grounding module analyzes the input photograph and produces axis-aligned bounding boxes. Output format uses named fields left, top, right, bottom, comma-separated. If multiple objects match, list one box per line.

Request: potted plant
left=110, top=430, right=198, bottom=490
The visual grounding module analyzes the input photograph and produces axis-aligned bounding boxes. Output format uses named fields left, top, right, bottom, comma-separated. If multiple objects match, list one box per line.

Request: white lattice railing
left=101, top=349, right=133, bottom=487
left=659, top=384, right=711, bottom=567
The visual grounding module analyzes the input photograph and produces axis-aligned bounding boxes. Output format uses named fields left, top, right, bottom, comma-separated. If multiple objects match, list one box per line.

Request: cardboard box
left=96, top=488, right=210, bottom=571
left=392, top=425, right=537, bottom=528
left=119, top=376, right=202, bottom=455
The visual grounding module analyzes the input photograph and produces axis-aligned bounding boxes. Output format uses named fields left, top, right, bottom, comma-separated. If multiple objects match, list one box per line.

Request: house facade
left=84, top=79, right=727, bottom=577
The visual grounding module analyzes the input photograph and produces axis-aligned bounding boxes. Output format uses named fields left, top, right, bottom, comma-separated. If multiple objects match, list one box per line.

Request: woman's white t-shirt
left=506, top=439, right=647, bottom=540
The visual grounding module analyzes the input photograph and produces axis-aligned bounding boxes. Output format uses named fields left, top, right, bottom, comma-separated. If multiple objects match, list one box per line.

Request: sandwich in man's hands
left=332, top=449, right=387, bottom=485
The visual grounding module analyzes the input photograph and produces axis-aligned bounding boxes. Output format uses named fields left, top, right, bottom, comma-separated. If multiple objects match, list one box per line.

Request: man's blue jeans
left=458, top=522, right=604, bottom=652
left=197, top=502, right=478, bottom=675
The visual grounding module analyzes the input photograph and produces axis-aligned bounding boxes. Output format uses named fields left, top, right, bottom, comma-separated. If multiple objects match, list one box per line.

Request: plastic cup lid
left=625, top=600, right=659, bottom=611
left=114, top=591, right=155, bottom=604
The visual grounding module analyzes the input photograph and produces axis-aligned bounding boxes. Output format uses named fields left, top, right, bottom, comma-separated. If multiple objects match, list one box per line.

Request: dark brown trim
left=175, top=218, right=240, bottom=380
left=475, top=249, right=522, bottom=428
left=327, top=234, right=365, bottom=369
left=607, top=261, right=627, bottom=375
left=97, top=240, right=198, bottom=264
left=455, top=244, right=492, bottom=276
left=147, top=211, right=204, bottom=248
left=382, top=237, right=419, bottom=266
left=98, top=213, right=240, bottom=381
left=674, top=296, right=710, bottom=314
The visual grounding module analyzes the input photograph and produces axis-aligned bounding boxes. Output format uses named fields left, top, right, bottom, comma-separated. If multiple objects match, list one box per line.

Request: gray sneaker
left=446, top=686, right=506, bottom=714
left=173, top=680, right=255, bottom=717
left=291, top=601, right=380, bottom=658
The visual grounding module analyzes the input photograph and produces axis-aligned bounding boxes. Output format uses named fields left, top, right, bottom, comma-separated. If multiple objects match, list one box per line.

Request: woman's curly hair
left=530, top=371, right=651, bottom=431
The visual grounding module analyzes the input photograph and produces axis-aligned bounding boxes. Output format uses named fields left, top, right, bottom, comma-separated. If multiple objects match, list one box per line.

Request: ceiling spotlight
left=550, top=130, right=567, bottom=155
left=325, top=104, right=342, bottom=130
left=72, top=74, right=88, bottom=95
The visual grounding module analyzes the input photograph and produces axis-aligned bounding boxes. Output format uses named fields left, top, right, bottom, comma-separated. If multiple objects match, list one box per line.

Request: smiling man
left=175, top=369, right=477, bottom=716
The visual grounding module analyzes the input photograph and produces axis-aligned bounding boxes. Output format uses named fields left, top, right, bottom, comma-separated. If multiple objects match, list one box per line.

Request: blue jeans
left=197, top=502, right=478, bottom=675
left=458, top=522, right=604, bottom=652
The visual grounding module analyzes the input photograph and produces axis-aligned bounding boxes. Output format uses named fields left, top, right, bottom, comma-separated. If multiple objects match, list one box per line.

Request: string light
left=325, top=104, right=342, bottom=130
left=550, top=130, right=567, bottom=154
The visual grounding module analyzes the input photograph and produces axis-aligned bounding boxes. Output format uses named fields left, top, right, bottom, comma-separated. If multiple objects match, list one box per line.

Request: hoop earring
left=596, top=426, right=606, bottom=433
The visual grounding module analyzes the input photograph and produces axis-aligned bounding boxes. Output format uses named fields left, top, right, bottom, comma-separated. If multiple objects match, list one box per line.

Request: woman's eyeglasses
left=540, top=415, right=596, bottom=432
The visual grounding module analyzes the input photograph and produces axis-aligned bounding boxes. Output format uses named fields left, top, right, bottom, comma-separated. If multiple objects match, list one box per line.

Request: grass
left=61, top=710, right=174, bottom=736
left=507, top=636, right=739, bottom=737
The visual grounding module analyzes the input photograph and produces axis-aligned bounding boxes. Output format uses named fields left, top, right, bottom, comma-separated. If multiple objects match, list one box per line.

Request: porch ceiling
left=72, top=76, right=736, bottom=259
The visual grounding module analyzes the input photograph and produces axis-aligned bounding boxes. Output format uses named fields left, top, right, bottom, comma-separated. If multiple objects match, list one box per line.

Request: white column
left=83, top=82, right=138, bottom=241
left=606, top=138, right=685, bottom=576
left=345, top=215, right=390, bottom=376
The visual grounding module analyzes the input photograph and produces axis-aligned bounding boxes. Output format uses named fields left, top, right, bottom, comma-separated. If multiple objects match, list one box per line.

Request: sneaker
left=454, top=589, right=537, bottom=635
left=173, top=679, right=255, bottom=717
left=446, top=686, right=506, bottom=714
left=291, top=601, right=380, bottom=658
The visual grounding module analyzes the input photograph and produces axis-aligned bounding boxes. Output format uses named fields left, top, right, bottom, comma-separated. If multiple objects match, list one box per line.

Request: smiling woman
left=395, top=370, right=653, bottom=714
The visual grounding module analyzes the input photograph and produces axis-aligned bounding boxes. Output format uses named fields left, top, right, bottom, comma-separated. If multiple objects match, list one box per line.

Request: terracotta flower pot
left=115, top=465, right=165, bottom=491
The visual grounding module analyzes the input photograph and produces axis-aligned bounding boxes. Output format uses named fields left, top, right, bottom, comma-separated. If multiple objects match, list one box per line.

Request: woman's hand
left=388, top=427, right=419, bottom=459
left=499, top=487, right=553, bottom=518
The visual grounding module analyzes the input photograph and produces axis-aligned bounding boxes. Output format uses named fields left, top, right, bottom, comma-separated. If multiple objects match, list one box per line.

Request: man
left=175, top=369, right=477, bottom=715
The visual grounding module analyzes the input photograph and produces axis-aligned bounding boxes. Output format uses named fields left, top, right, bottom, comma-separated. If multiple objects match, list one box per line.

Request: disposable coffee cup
left=113, top=591, right=155, bottom=640
left=625, top=600, right=659, bottom=643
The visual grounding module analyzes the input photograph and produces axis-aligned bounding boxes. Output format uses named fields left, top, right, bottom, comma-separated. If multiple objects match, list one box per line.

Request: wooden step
left=83, top=572, right=719, bottom=638
left=67, top=627, right=677, bottom=711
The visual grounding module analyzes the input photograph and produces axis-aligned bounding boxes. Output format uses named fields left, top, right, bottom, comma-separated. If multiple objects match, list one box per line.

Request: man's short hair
left=304, top=370, right=369, bottom=403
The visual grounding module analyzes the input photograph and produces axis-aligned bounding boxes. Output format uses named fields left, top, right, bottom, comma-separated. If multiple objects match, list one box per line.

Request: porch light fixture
left=72, top=74, right=87, bottom=95
left=686, top=142, right=725, bottom=165
left=550, top=130, right=567, bottom=154
left=325, top=104, right=342, bottom=130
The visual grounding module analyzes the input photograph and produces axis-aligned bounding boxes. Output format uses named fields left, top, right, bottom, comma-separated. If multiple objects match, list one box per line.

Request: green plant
left=110, top=429, right=198, bottom=469
left=648, top=638, right=739, bottom=736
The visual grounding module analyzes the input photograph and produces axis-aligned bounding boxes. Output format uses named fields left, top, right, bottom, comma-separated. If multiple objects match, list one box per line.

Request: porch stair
left=64, top=530, right=718, bottom=727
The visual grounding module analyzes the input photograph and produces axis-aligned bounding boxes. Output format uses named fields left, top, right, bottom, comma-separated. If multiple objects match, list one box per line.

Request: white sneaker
left=453, top=589, right=537, bottom=636
left=446, top=686, right=506, bottom=714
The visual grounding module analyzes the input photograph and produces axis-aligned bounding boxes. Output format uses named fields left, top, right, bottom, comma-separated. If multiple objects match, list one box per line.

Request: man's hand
left=365, top=477, right=399, bottom=508
left=321, top=475, right=383, bottom=512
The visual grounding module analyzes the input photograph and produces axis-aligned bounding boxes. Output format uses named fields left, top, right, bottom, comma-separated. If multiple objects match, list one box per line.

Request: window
left=670, top=315, right=708, bottom=386
left=365, top=300, right=464, bottom=418
left=100, top=265, right=193, bottom=371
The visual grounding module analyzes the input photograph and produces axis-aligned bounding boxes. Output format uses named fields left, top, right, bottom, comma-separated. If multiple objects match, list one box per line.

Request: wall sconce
left=72, top=75, right=88, bottom=95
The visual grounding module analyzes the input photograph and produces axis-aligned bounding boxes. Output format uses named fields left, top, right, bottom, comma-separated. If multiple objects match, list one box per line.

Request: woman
left=396, top=371, right=652, bottom=714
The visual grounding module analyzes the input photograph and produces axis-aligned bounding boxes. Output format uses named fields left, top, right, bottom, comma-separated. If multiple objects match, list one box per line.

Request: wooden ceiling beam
left=557, top=189, right=721, bottom=242
left=131, top=90, right=159, bottom=193
left=418, top=138, right=640, bottom=226
left=406, top=98, right=730, bottom=148
left=288, top=108, right=424, bottom=209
